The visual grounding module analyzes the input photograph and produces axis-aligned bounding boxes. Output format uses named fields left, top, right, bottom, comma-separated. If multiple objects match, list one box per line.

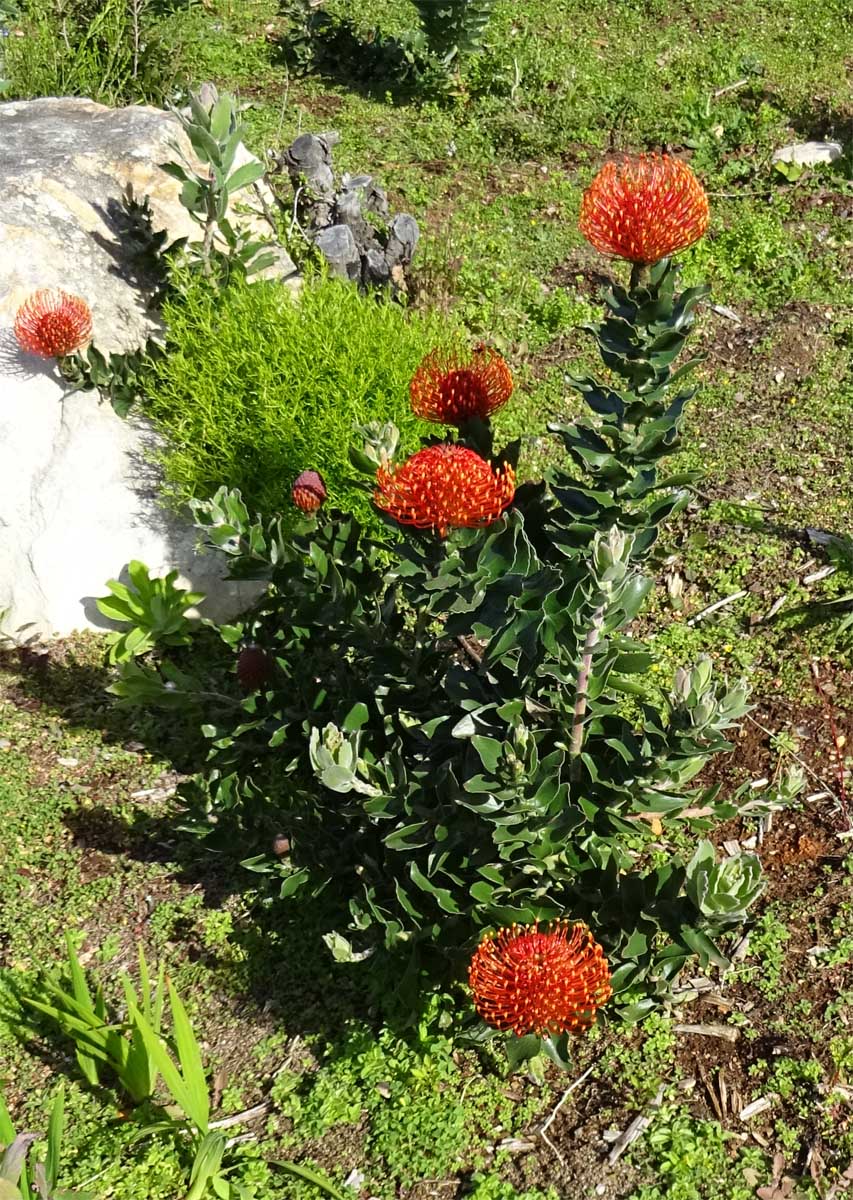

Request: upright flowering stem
left=629, top=262, right=652, bottom=292
left=569, top=604, right=606, bottom=778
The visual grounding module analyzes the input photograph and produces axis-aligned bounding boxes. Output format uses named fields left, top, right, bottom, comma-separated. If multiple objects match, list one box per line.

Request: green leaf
left=168, top=982, right=210, bottom=1133
left=342, top=702, right=369, bottom=732
left=225, top=160, right=266, bottom=194
left=505, top=1033, right=542, bottom=1069
left=187, top=1132, right=226, bottom=1200
left=270, top=1160, right=352, bottom=1200
left=409, top=862, right=460, bottom=913
left=160, top=161, right=191, bottom=183
left=209, top=96, right=234, bottom=141
left=679, top=926, right=729, bottom=969
left=45, top=1082, right=65, bottom=1192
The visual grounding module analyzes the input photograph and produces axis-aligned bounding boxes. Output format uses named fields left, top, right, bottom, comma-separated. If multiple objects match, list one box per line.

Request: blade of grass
left=271, top=1160, right=351, bottom=1200
left=185, top=1132, right=225, bottom=1200
left=64, top=934, right=99, bottom=1087
left=45, top=1083, right=64, bottom=1193
left=128, top=1000, right=208, bottom=1132
left=167, top=982, right=209, bottom=1134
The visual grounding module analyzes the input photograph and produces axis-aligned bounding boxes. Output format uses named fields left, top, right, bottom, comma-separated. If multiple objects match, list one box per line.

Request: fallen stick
left=687, top=589, right=747, bottom=626
left=606, top=1084, right=665, bottom=1166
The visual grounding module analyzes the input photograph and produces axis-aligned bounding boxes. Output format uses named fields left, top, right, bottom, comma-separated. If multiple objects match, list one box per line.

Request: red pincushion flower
left=374, top=444, right=515, bottom=537
left=410, top=345, right=513, bottom=426
left=13, top=288, right=93, bottom=358
left=469, top=920, right=612, bottom=1037
left=292, top=470, right=327, bottom=513
left=579, top=154, right=709, bottom=265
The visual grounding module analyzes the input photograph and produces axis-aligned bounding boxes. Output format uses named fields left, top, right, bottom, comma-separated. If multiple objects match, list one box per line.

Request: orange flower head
left=374, top=444, right=515, bottom=537
left=13, top=288, right=93, bottom=358
left=468, top=920, right=612, bottom=1037
left=410, top=345, right=513, bottom=426
left=579, top=154, right=709, bottom=265
left=292, top=470, right=327, bottom=513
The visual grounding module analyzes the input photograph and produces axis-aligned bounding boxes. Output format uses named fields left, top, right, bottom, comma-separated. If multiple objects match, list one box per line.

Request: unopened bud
left=237, top=644, right=272, bottom=692
left=292, top=470, right=327, bottom=513
left=272, top=834, right=291, bottom=857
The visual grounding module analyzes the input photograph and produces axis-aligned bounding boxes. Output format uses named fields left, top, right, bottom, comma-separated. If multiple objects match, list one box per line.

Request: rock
left=0, top=97, right=284, bottom=639
left=313, top=224, right=361, bottom=281
left=771, top=141, right=843, bottom=167
left=279, top=129, right=419, bottom=296
left=385, top=213, right=420, bottom=264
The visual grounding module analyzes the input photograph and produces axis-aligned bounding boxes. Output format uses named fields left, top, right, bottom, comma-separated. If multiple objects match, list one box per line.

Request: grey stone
left=772, top=141, right=843, bottom=166
left=0, top=97, right=284, bottom=639
left=363, top=248, right=392, bottom=287
left=314, top=224, right=360, bottom=281
left=386, top=213, right=420, bottom=264
left=280, top=129, right=418, bottom=295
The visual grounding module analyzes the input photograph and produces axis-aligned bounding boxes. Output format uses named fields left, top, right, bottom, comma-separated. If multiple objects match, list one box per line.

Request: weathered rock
left=0, top=97, right=286, bottom=638
left=385, top=214, right=420, bottom=265
left=772, top=141, right=843, bottom=167
left=278, top=130, right=419, bottom=294
left=314, top=224, right=361, bottom=281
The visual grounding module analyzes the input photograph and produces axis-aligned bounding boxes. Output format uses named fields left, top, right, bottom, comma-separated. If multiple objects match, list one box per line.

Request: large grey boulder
left=0, top=97, right=290, bottom=639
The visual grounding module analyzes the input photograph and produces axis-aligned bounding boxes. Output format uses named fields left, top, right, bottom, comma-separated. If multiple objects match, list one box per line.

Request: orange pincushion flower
left=374, top=444, right=515, bottom=537
left=13, top=288, right=93, bottom=358
left=469, top=920, right=612, bottom=1037
left=579, top=154, right=709, bottom=265
left=410, top=345, right=513, bottom=426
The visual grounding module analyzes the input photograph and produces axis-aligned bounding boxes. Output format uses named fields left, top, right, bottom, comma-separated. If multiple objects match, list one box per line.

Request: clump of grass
left=144, top=272, right=460, bottom=526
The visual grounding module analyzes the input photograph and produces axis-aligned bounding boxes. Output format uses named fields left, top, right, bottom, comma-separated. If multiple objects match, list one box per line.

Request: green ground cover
left=1, top=0, right=853, bottom=1196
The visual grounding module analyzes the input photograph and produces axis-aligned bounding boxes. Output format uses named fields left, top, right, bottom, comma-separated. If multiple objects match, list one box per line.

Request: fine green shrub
left=143, top=272, right=458, bottom=526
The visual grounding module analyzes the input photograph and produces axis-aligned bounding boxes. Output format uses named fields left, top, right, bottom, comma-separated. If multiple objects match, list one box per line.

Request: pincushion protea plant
left=13, top=288, right=92, bottom=358
left=409, top=345, right=513, bottom=426
left=469, top=921, right=611, bottom=1037
left=111, top=145, right=794, bottom=1030
left=579, top=153, right=709, bottom=270
left=374, top=443, right=515, bottom=536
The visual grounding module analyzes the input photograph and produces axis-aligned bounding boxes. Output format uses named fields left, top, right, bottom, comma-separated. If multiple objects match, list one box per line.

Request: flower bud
left=292, top=470, right=327, bottom=513
left=272, top=834, right=291, bottom=857
left=237, top=644, right=272, bottom=692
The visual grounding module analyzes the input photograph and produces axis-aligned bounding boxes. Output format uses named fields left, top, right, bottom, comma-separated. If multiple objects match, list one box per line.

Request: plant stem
left=569, top=603, right=606, bottom=778
left=629, top=262, right=651, bottom=292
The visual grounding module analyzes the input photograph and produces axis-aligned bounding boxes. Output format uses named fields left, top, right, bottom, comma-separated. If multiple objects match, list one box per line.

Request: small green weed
left=273, top=1019, right=541, bottom=1192
left=728, top=909, right=790, bottom=1000
left=600, top=1014, right=677, bottom=1102
left=627, top=1105, right=768, bottom=1200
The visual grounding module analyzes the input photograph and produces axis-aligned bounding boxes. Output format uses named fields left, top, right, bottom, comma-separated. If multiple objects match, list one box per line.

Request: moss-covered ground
left=2, top=0, right=853, bottom=1195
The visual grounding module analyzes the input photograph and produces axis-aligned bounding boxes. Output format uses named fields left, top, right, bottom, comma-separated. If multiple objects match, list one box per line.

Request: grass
left=2, top=0, right=853, bottom=1195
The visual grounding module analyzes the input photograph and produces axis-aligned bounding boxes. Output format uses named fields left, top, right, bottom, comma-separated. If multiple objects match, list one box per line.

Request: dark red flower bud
left=237, top=644, right=272, bottom=692
left=292, top=470, right=327, bottom=513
